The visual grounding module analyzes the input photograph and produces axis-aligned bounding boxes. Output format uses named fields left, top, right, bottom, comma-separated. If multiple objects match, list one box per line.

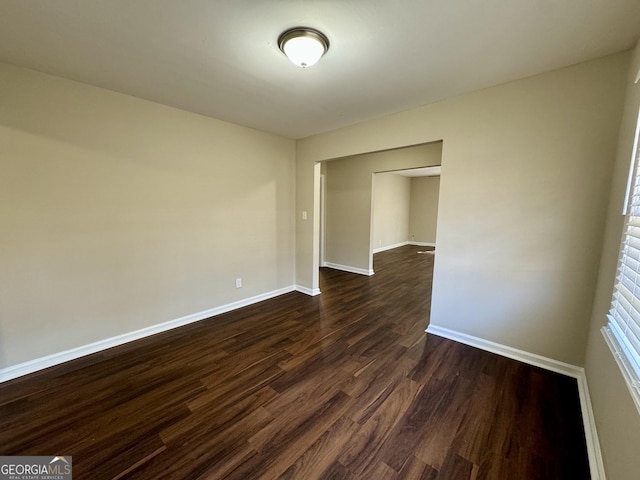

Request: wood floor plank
left=438, top=451, right=475, bottom=480
left=341, top=353, right=415, bottom=425
left=397, top=455, right=439, bottom=480
left=238, top=391, right=351, bottom=479
left=160, top=385, right=278, bottom=444
left=318, top=460, right=352, bottom=480
left=450, top=372, right=500, bottom=464
left=277, top=416, right=359, bottom=480
left=388, top=374, right=475, bottom=471
left=0, top=246, right=591, bottom=479
left=338, top=378, right=423, bottom=478
left=127, top=406, right=272, bottom=479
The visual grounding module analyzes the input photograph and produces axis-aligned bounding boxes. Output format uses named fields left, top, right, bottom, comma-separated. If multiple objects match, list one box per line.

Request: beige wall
left=2, top=47, right=637, bottom=479
left=0, top=62, right=296, bottom=369
left=324, top=143, right=442, bottom=273
left=297, top=52, right=629, bottom=366
left=409, top=176, right=440, bottom=244
left=585, top=41, right=640, bottom=480
left=373, top=173, right=411, bottom=250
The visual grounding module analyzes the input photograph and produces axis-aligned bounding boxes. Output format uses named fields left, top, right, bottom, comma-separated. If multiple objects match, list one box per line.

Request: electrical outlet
left=235, top=278, right=242, bottom=288
left=302, top=211, right=307, bottom=220
left=379, top=239, right=382, bottom=245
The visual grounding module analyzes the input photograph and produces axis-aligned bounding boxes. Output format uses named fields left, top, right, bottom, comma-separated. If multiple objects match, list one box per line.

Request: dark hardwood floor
left=0, top=245, right=590, bottom=479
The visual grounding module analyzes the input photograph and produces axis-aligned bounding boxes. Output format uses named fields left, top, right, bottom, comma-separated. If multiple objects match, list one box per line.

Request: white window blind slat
left=618, top=270, right=639, bottom=291
left=627, top=321, right=640, bottom=350
left=607, top=317, right=640, bottom=381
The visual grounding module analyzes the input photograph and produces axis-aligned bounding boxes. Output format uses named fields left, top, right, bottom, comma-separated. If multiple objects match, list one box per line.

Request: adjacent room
left=1, top=2, right=640, bottom=479
left=321, top=142, right=442, bottom=276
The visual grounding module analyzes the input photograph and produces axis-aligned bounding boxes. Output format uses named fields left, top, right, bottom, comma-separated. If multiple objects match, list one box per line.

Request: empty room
left=1, top=2, right=640, bottom=479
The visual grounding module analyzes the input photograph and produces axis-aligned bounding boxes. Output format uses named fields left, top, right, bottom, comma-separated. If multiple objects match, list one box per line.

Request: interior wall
left=584, top=40, right=640, bottom=480
left=0, top=62, right=296, bottom=369
left=409, top=176, right=440, bottom=244
left=324, top=143, right=443, bottom=273
left=372, top=173, right=411, bottom=251
left=297, top=51, right=629, bottom=366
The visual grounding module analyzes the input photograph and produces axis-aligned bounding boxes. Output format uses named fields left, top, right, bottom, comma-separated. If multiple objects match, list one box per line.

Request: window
left=603, top=107, right=640, bottom=414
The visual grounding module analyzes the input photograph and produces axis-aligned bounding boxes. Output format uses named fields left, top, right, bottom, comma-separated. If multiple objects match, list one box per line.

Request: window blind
left=603, top=110, right=640, bottom=414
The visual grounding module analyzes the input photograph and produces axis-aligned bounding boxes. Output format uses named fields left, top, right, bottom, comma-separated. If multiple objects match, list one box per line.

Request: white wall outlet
left=379, top=239, right=382, bottom=245
left=302, top=211, right=307, bottom=220
left=235, top=278, right=242, bottom=288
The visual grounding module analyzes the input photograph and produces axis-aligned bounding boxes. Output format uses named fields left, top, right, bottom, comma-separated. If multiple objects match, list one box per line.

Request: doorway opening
left=372, top=165, right=441, bottom=256
left=318, top=141, right=443, bottom=279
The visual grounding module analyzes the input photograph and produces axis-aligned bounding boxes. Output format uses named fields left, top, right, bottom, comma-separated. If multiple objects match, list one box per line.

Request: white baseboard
left=373, top=241, right=408, bottom=254
left=0, top=285, right=296, bottom=384
left=295, top=285, right=321, bottom=296
left=324, top=262, right=374, bottom=276
left=425, top=324, right=581, bottom=376
left=409, top=241, right=436, bottom=247
left=576, top=369, right=607, bottom=480
left=426, top=324, right=605, bottom=480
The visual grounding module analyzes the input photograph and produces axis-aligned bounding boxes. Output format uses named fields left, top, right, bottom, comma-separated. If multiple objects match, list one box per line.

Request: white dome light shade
left=283, top=36, right=324, bottom=67
left=278, top=28, right=329, bottom=68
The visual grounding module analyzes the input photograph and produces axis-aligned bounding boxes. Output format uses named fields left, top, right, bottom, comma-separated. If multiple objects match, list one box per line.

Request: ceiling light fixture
left=278, top=27, right=329, bottom=68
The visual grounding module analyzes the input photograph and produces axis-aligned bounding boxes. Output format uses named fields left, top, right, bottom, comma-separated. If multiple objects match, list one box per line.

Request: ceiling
left=0, top=1, right=639, bottom=139
left=392, top=166, right=442, bottom=178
